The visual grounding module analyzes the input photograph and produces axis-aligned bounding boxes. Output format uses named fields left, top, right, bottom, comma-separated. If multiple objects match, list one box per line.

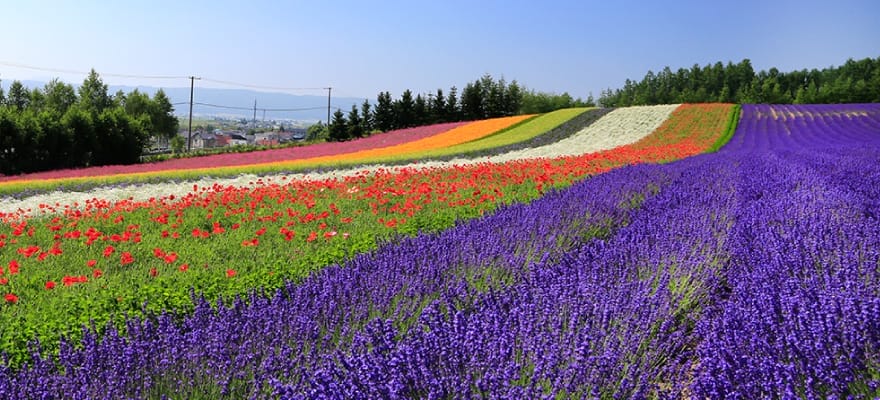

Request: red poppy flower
left=8, top=260, right=19, bottom=275
left=226, top=269, right=236, bottom=278
left=45, top=281, right=56, bottom=290
left=4, top=293, right=17, bottom=303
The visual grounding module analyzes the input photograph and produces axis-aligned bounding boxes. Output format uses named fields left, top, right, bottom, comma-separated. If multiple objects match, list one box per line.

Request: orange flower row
left=257, top=114, right=533, bottom=169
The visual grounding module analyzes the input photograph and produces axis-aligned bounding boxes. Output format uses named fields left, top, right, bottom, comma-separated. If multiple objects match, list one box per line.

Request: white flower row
left=1, top=105, right=679, bottom=218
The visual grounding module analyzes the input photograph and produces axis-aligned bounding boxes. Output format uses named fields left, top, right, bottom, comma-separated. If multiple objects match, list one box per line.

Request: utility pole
left=253, top=99, right=257, bottom=127
left=187, top=76, right=200, bottom=152
left=326, top=87, right=332, bottom=128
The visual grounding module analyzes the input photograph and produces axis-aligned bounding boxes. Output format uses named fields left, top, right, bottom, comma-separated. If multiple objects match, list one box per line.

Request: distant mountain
left=4, top=80, right=366, bottom=122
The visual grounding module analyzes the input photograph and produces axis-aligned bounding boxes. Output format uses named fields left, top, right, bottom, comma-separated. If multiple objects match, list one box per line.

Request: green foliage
left=393, top=89, right=415, bottom=128
left=43, top=79, right=77, bottom=114
left=373, top=91, right=395, bottom=132
left=709, top=104, right=741, bottom=152
left=170, top=135, right=186, bottom=154
left=360, top=99, right=373, bottom=134
left=446, top=86, right=460, bottom=121
left=7, top=80, right=29, bottom=111
left=306, top=121, right=327, bottom=141
left=327, top=108, right=348, bottom=142
left=347, top=104, right=364, bottom=139
left=0, top=71, right=178, bottom=175
left=78, top=69, right=111, bottom=113
left=519, top=90, right=593, bottom=114
left=327, top=75, right=530, bottom=139
left=600, top=57, right=880, bottom=106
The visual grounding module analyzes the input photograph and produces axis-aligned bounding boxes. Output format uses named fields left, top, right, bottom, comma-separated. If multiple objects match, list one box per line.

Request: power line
left=2, top=61, right=343, bottom=119
left=199, top=77, right=325, bottom=92
left=0, top=60, right=188, bottom=80
left=193, top=102, right=329, bottom=112
left=0, top=61, right=330, bottom=93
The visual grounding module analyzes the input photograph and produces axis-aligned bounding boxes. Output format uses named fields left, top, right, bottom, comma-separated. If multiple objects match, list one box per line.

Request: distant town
left=162, top=116, right=313, bottom=152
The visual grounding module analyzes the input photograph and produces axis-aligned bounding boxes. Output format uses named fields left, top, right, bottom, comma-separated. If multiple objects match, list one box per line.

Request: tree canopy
left=0, top=71, right=179, bottom=175
left=598, top=57, right=880, bottom=106
left=320, top=74, right=587, bottom=141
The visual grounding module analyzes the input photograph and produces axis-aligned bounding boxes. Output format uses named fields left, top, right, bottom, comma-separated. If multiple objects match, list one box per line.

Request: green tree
left=460, top=81, right=484, bottom=120
left=413, top=94, right=427, bottom=126
left=431, top=88, right=446, bottom=123
left=151, top=89, right=179, bottom=139
left=7, top=81, right=29, bottom=111
left=445, top=86, right=459, bottom=121
left=170, top=135, right=185, bottom=154
left=122, top=89, right=152, bottom=119
left=92, top=107, right=147, bottom=166
left=28, top=88, right=46, bottom=111
left=347, top=104, right=363, bottom=139
left=327, top=108, right=348, bottom=142
left=374, top=91, right=395, bottom=132
left=0, top=108, right=21, bottom=174
left=486, top=77, right=505, bottom=117
left=307, top=121, right=327, bottom=141
left=360, top=100, right=373, bottom=134
left=504, top=81, right=523, bottom=114
left=394, top=89, right=415, bottom=128
left=43, top=79, right=77, bottom=114
left=62, top=106, right=96, bottom=168
left=78, top=69, right=111, bottom=113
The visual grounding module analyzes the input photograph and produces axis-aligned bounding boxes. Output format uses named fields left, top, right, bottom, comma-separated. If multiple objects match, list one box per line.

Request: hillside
left=1, top=104, right=878, bottom=398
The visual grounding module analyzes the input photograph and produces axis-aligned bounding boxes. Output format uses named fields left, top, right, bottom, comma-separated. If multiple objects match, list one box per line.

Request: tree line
left=598, top=57, right=880, bottom=107
left=0, top=70, right=178, bottom=175
left=321, top=74, right=595, bottom=142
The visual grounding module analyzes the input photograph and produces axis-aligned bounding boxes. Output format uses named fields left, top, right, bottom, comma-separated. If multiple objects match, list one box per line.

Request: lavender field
left=2, top=104, right=879, bottom=399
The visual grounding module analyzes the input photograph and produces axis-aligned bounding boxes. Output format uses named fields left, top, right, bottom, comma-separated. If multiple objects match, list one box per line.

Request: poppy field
left=2, top=102, right=878, bottom=398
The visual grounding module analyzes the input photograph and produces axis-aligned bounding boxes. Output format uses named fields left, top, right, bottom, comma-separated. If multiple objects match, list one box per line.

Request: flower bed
left=0, top=105, right=738, bottom=371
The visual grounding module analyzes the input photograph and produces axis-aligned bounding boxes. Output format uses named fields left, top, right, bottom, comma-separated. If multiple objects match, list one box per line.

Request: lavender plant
left=2, top=104, right=878, bottom=399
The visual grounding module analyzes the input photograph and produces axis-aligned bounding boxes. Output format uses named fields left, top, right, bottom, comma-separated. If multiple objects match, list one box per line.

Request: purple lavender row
left=3, top=104, right=878, bottom=398
left=0, top=159, right=679, bottom=398
left=723, top=103, right=880, bottom=152
left=276, top=153, right=738, bottom=398
left=692, top=104, right=880, bottom=398
left=692, top=149, right=880, bottom=398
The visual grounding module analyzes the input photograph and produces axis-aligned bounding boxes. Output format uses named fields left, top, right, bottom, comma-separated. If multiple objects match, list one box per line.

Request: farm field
left=0, top=115, right=533, bottom=195
left=0, top=121, right=470, bottom=184
left=2, top=103, right=878, bottom=398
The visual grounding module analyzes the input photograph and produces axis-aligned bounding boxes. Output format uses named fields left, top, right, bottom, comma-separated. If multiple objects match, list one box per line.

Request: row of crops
left=1, top=103, right=878, bottom=398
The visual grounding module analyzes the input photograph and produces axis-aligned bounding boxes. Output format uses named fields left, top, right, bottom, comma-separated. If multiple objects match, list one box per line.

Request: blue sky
left=1, top=0, right=878, bottom=100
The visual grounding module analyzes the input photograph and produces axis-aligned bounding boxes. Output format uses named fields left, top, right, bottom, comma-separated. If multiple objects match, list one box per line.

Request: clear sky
left=1, top=0, right=878, bottom=100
